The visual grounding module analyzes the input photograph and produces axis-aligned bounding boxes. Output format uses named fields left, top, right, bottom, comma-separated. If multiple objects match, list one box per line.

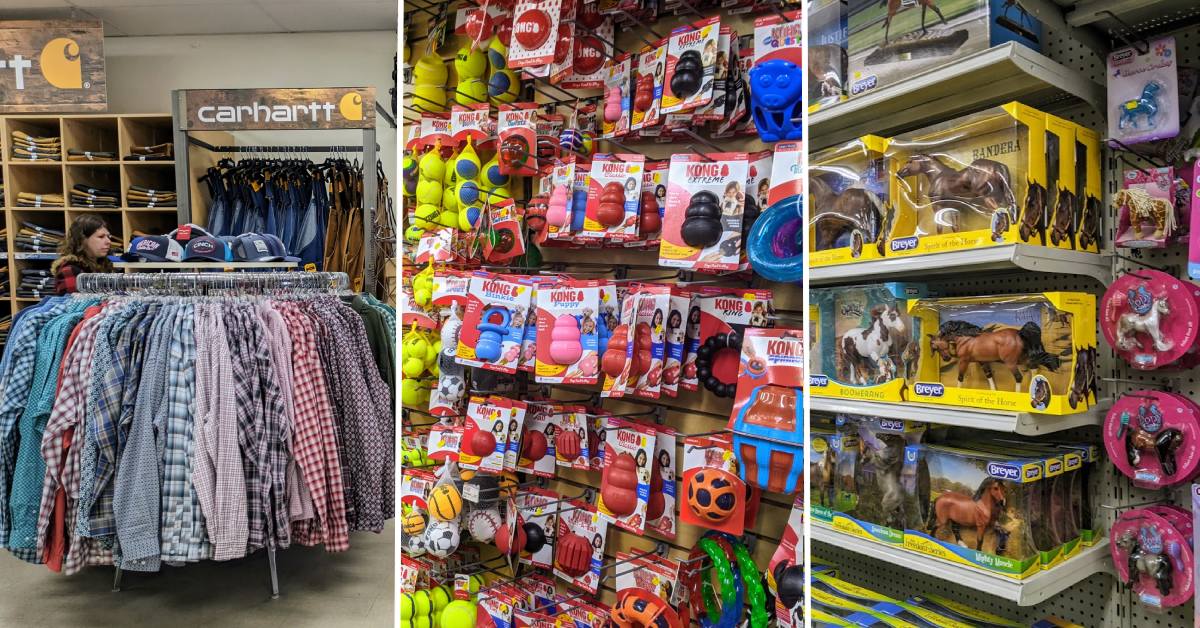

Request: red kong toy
left=499, top=136, right=531, bottom=172
left=597, top=181, right=627, bottom=227
left=468, top=428, right=498, bottom=458
left=602, top=324, right=631, bottom=378
left=634, top=73, right=654, bottom=112
left=496, top=519, right=527, bottom=555
left=646, top=460, right=665, bottom=521
left=555, top=429, right=583, bottom=461
left=633, top=323, right=653, bottom=376
left=555, top=531, right=593, bottom=577
left=521, top=429, right=548, bottom=462
left=513, top=9, right=552, bottom=50
left=601, top=449, right=639, bottom=516
left=639, top=190, right=661, bottom=235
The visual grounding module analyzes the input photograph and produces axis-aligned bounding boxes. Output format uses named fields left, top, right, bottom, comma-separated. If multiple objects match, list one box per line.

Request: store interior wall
left=103, top=30, right=398, bottom=187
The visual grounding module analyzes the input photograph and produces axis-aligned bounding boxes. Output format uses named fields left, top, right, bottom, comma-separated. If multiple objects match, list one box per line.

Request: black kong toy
left=681, top=190, right=723, bottom=248
left=696, top=329, right=742, bottom=398
left=523, top=521, right=547, bottom=553
left=670, top=50, right=704, bottom=99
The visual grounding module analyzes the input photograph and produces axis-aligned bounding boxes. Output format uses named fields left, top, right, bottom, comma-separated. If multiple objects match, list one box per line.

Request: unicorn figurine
left=1119, top=82, right=1163, bottom=131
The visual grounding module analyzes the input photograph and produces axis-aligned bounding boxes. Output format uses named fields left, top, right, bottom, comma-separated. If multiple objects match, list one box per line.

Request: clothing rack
left=185, top=136, right=381, bottom=154
left=171, top=89, right=379, bottom=295
left=80, top=269, right=350, bottom=599
left=76, top=271, right=350, bottom=295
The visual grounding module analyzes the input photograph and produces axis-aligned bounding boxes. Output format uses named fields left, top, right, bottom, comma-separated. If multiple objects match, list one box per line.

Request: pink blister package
left=1104, top=391, right=1200, bottom=489
left=1111, top=508, right=1194, bottom=610
left=1101, top=269, right=1198, bottom=369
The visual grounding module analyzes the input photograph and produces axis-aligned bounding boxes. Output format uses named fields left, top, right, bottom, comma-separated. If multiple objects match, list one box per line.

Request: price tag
left=463, top=482, right=481, bottom=503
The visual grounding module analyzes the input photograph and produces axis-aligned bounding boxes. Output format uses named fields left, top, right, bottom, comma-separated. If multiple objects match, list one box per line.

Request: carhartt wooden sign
left=0, top=20, right=106, bottom=112
left=179, top=87, right=376, bottom=130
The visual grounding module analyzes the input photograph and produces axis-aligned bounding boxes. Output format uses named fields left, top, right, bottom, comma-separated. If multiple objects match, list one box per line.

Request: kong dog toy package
left=517, top=401, right=559, bottom=478
left=887, top=103, right=1066, bottom=258
left=645, top=426, right=678, bottom=539
left=596, top=418, right=657, bottom=534
left=601, top=53, right=633, bottom=138
left=845, top=0, right=1041, bottom=100
left=902, top=443, right=1049, bottom=579
left=728, top=328, right=805, bottom=495
left=459, top=396, right=511, bottom=473
left=809, top=135, right=892, bottom=268
left=553, top=405, right=591, bottom=471
left=695, top=288, right=775, bottom=398
left=749, top=11, right=804, bottom=142
left=908, top=291, right=1097, bottom=415
left=631, top=40, right=666, bottom=132
left=659, top=152, right=750, bottom=272
left=809, top=282, right=928, bottom=403
left=659, top=287, right=692, bottom=397
left=456, top=272, right=533, bottom=373
left=680, top=433, right=747, bottom=535
left=661, top=16, right=720, bottom=115
left=629, top=285, right=670, bottom=399
left=535, top=280, right=602, bottom=384
left=552, top=499, right=608, bottom=594
left=811, top=415, right=926, bottom=547
left=584, top=153, right=646, bottom=242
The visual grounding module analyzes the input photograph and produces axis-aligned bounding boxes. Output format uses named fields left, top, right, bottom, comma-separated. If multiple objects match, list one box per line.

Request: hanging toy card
left=631, top=285, right=670, bottom=399
left=498, top=104, right=540, bottom=177
left=1190, top=163, right=1200, bottom=279
left=601, top=53, right=634, bottom=138
left=484, top=198, right=527, bottom=263
left=645, top=426, right=678, bottom=539
left=597, top=418, right=657, bottom=533
left=426, top=422, right=464, bottom=462
left=459, top=396, right=507, bottom=472
left=451, top=104, right=494, bottom=145
left=602, top=291, right=641, bottom=398
left=518, top=278, right=544, bottom=373
left=658, top=152, right=750, bottom=272
left=418, top=114, right=453, bottom=150
left=694, top=26, right=733, bottom=123
left=552, top=500, right=608, bottom=593
left=456, top=271, right=533, bottom=373
left=634, top=159, right=667, bottom=248
left=508, top=0, right=564, bottom=68
left=518, top=402, right=559, bottom=477
left=660, top=287, right=691, bottom=397
left=681, top=291, right=703, bottom=392
left=749, top=12, right=803, bottom=142
left=535, top=280, right=602, bottom=384
left=769, top=494, right=805, bottom=628
left=1108, top=36, right=1180, bottom=146
left=584, top=154, right=646, bottom=242
left=631, top=40, right=666, bottom=131
left=554, top=405, right=591, bottom=470
left=547, top=0, right=576, bottom=82
left=728, top=327, right=805, bottom=495
left=680, top=433, right=747, bottom=535
left=519, top=488, right=562, bottom=569
left=561, top=17, right=613, bottom=90
left=661, top=17, right=720, bottom=114
left=503, top=398, right=529, bottom=471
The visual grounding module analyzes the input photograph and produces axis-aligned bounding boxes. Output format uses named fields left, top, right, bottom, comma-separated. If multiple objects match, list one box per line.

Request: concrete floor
left=0, top=521, right=394, bottom=627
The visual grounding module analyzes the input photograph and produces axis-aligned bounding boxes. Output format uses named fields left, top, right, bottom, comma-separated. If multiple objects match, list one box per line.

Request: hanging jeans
left=204, top=171, right=229, bottom=236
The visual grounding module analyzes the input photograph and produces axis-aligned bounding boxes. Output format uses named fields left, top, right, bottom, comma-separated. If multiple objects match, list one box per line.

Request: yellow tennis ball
left=467, top=574, right=484, bottom=596
left=455, top=46, right=488, bottom=80
left=402, top=621, right=413, bottom=628
left=455, top=78, right=489, bottom=107
left=460, top=205, right=482, bottom=231
left=487, top=36, right=508, bottom=73
left=439, top=210, right=460, bottom=233
left=402, top=357, right=425, bottom=378
left=404, top=224, right=425, bottom=242
left=487, top=69, right=520, bottom=105
left=431, top=613, right=441, bottom=628
left=429, top=484, right=464, bottom=521
left=481, top=155, right=508, bottom=187
left=455, top=141, right=482, bottom=181
left=419, top=149, right=447, bottom=182
left=443, top=156, right=458, bottom=187
left=415, top=204, right=442, bottom=229
left=415, top=617, right=431, bottom=628
left=486, top=186, right=511, bottom=204
left=413, top=590, right=432, bottom=616
left=442, top=600, right=477, bottom=628
left=416, top=178, right=444, bottom=206
left=430, top=585, right=451, bottom=610
left=442, top=186, right=459, bottom=213
left=412, top=83, right=447, bottom=113
left=414, top=53, right=448, bottom=86
left=401, top=592, right=415, bottom=620
left=401, top=378, right=425, bottom=404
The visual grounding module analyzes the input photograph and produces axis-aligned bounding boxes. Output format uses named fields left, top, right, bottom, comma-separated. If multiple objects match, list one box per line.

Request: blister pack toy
left=1105, top=391, right=1200, bottom=489
left=455, top=272, right=533, bottom=373
left=1107, top=37, right=1181, bottom=146
left=534, top=280, right=602, bottom=384
left=1101, top=269, right=1198, bottom=370
left=659, top=152, right=751, bottom=272
left=748, top=12, right=803, bottom=142
left=1115, top=167, right=1187, bottom=248
left=728, top=328, right=805, bottom=495
left=808, top=136, right=890, bottom=268
left=1111, top=508, right=1194, bottom=610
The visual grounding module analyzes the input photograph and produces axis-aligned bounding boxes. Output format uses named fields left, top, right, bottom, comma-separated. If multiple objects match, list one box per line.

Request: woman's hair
left=56, top=213, right=114, bottom=273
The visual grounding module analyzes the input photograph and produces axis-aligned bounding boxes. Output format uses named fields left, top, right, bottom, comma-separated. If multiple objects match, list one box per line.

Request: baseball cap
left=184, top=236, right=232, bottom=262
left=169, top=223, right=214, bottom=244
left=233, top=233, right=301, bottom=263
left=124, top=235, right=184, bottom=262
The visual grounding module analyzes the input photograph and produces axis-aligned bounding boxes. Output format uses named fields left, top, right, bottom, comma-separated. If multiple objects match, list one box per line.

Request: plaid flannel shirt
left=224, top=304, right=268, bottom=553
left=8, top=303, right=86, bottom=561
left=278, top=302, right=348, bottom=551
left=192, top=303, right=248, bottom=561
left=160, top=304, right=212, bottom=564
left=0, top=297, right=70, bottom=550
left=305, top=302, right=355, bottom=527
left=37, top=308, right=104, bottom=570
left=257, top=303, right=313, bottom=530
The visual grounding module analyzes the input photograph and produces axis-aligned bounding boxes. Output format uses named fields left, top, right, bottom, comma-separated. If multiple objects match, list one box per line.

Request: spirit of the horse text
left=971, top=138, right=1022, bottom=161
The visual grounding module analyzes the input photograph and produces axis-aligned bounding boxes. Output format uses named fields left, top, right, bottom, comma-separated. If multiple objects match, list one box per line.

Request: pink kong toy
left=1111, top=509, right=1194, bottom=609
left=1103, top=390, right=1200, bottom=489
left=604, top=86, right=622, bottom=122
left=549, top=314, right=583, bottom=365
left=547, top=184, right=570, bottom=227
left=1101, top=269, right=1199, bottom=369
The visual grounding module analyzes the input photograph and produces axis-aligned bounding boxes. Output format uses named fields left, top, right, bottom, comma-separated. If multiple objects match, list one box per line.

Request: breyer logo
left=913, top=382, right=943, bottom=397
left=850, top=75, right=877, bottom=95
left=1048, top=460, right=1062, bottom=474
left=879, top=418, right=904, bottom=431
left=1111, top=49, right=1134, bottom=65
left=810, top=375, right=829, bottom=387
left=891, top=236, right=919, bottom=252
left=987, top=462, right=1021, bottom=480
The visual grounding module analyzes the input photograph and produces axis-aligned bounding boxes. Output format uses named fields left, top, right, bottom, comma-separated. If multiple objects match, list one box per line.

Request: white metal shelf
left=114, top=261, right=298, bottom=270
left=810, top=396, right=1108, bottom=435
left=811, top=525, right=1113, bottom=606
left=1067, top=0, right=1200, bottom=30
left=810, top=244, right=1112, bottom=286
left=809, top=43, right=1105, bottom=150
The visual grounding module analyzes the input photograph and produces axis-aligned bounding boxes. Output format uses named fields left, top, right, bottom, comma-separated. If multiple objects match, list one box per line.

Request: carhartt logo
left=339, top=91, right=363, bottom=121
left=39, top=37, right=83, bottom=88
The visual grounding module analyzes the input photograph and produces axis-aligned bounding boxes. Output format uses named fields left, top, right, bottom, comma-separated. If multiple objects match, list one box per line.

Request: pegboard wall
left=812, top=17, right=1200, bottom=628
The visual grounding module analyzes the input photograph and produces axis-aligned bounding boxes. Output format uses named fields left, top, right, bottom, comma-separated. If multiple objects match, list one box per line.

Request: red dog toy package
left=508, top=0, right=563, bottom=68
left=460, top=395, right=509, bottom=472
left=645, top=426, right=678, bottom=539
left=630, top=285, right=670, bottom=399
left=1111, top=507, right=1194, bottom=610
left=584, top=153, right=646, bottom=242
left=611, top=553, right=684, bottom=628
left=680, top=432, right=747, bottom=535
left=696, top=288, right=775, bottom=398
left=728, top=327, right=804, bottom=495
left=425, top=422, right=463, bottom=462
left=502, top=398, right=529, bottom=472
left=1101, top=269, right=1198, bottom=370
left=681, top=291, right=703, bottom=391
left=660, top=286, right=691, bottom=397
left=456, top=271, right=533, bottom=373
left=483, top=198, right=527, bottom=263
left=769, top=495, right=805, bottom=628
left=597, top=418, right=657, bottom=533
left=517, top=401, right=558, bottom=478
left=661, top=16, right=719, bottom=114
left=561, top=15, right=612, bottom=89
left=552, top=499, right=608, bottom=593
left=631, top=39, right=666, bottom=132
left=553, top=405, right=591, bottom=470
left=659, top=152, right=750, bottom=272
left=498, top=103, right=539, bottom=177
left=1104, top=391, right=1200, bottom=489
left=601, top=290, right=641, bottom=398
left=636, top=160, right=668, bottom=247
left=535, top=280, right=602, bottom=384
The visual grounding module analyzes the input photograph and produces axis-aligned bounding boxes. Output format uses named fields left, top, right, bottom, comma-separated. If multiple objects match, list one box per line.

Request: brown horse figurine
left=926, top=478, right=1007, bottom=551
left=879, top=0, right=948, bottom=45
left=811, top=172, right=883, bottom=251
left=896, top=155, right=1015, bottom=235
left=1049, top=188, right=1076, bottom=247
left=1078, top=195, right=1100, bottom=249
left=927, top=320, right=1061, bottom=392
left=1019, top=181, right=1048, bottom=244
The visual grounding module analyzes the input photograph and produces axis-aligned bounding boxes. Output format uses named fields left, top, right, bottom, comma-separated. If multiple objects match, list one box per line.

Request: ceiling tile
left=82, top=3, right=282, bottom=35
left=257, top=1, right=395, bottom=32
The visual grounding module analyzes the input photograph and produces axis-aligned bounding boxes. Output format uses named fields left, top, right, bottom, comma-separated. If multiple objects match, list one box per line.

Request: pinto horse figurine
left=839, top=304, right=907, bottom=385
left=1118, top=82, right=1163, bottom=132
left=928, top=320, right=1061, bottom=392
left=1119, top=404, right=1185, bottom=477
left=1116, top=525, right=1177, bottom=596
left=896, top=154, right=1015, bottom=234
left=879, top=0, right=947, bottom=45
left=926, top=478, right=1007, bottom=552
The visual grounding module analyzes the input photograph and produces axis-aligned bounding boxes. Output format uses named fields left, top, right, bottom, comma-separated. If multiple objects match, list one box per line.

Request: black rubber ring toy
left=671, top=50, right=704, bottom=99
left=681, top=190, right=723, bottom=248
left=695, top=329, right=742, bottom=398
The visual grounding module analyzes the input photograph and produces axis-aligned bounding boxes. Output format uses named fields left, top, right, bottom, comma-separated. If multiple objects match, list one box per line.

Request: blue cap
left=184, top=236, right=232, bottom=262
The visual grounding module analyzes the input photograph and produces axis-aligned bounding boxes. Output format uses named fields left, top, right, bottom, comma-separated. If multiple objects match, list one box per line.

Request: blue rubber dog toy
left=748, top=59, right=804, bottom=142
left=747, top=196, right=803, bottom=283
left=475, top=306, right=511, bottom=362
